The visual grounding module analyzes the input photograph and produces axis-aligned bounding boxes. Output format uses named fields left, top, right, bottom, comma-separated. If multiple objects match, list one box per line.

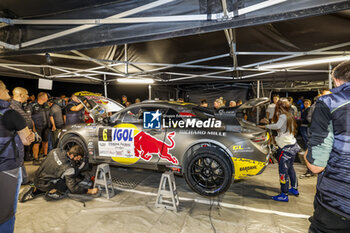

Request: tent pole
left=257, top=80, right=260, bottom=125
left=125, top=44, right=128, bottom=75
left=148, top=84, right=152, bottom=100
left=104, top=74, right=108, bottom=97
left=328, top=63, right=332, bottom=90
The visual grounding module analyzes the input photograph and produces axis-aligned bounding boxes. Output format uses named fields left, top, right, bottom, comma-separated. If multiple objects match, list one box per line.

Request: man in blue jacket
left=305, top=60, right=350, bottom=232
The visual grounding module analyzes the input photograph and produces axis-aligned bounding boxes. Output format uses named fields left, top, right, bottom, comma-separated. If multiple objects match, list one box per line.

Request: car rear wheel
left=59, top=135, right=88, bottom=157
left=184, top=147, right=233, bottom=196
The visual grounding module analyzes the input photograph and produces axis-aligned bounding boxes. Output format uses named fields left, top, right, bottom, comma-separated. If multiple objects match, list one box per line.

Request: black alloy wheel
left=184, top=147, right=233, bottom=196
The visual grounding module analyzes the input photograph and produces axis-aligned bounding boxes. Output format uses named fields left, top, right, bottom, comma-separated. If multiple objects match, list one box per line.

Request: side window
left=163, top=108, right=181, bottom=121
left=122, top=107, right=142, bottom=123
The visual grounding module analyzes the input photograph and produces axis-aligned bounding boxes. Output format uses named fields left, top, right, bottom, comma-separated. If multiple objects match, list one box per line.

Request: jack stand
left=94, top=163, right=115, bottom=199
left=155, top=171, right=179, bottom=212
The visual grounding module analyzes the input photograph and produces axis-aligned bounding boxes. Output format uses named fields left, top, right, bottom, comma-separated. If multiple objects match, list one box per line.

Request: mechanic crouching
left=20, top=145, right=98, bottom=202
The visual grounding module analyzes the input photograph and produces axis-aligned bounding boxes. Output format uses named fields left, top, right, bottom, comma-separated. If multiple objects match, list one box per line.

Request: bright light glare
left=258, top=56, right=350, bottom=69
left=117, top=78, right=154, bottom=84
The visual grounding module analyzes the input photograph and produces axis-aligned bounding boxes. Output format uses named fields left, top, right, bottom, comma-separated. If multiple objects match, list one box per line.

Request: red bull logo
left=134, top=131, right=178, bottom=164
left=280, top=173, right=286, bottom=184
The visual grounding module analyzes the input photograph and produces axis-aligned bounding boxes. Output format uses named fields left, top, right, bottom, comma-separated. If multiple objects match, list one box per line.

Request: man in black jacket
left=0, top=80, right=35, bottom=233
left=20, top=145, right=98, bottom=202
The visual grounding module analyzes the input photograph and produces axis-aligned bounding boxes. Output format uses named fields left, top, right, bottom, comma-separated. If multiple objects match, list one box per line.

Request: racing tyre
left=59, top=135, right=88, bottom=157
left=184, top=147, right=233, bottom=196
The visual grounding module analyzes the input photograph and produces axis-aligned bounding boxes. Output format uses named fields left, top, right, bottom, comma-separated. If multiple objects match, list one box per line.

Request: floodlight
left=117, top=78, right=154, bottom=84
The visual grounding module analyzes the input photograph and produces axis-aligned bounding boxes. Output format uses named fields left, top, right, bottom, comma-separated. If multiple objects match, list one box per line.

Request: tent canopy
left=0, top=0, right=350, bottom=91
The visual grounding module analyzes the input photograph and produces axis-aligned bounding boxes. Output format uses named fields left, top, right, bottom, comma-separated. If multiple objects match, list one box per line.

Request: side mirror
left=103, top=117, right=110, bottom=125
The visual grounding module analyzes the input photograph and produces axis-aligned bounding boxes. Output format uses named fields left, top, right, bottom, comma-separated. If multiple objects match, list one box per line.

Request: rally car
left=58, top=93, right=271, bottom=196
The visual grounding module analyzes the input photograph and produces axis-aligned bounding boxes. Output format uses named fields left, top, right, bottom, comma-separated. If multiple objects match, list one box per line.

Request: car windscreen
left=191, top=106, right=215, bottom=120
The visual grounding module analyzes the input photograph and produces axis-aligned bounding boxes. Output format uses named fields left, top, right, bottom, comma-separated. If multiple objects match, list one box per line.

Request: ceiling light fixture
left=258, top=55, right=350, bottom=69
left=117, top=78, right=154, bottom=84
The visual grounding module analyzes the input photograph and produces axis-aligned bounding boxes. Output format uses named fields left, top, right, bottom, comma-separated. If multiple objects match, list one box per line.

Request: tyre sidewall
left=184, top=147, right=232, bottom=196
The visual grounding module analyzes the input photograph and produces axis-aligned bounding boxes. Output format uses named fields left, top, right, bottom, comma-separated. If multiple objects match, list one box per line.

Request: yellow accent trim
left=111, top=123, right=140, bottom=165
left=74, top=91, right=102, bottom=96
left=231, top=157, right=266, bottom=180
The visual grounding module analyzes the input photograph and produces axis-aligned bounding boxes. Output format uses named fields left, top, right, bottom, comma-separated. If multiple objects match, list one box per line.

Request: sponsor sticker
left=143, top=110, right=161, bottom=129
left=98, top=128, right=135, bottom=158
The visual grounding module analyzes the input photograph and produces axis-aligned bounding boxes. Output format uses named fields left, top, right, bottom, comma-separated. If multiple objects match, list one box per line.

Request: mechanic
left=10, top=87, right=35, bottom=184
left=48, top=98, right=65, bottom=149
left=65, top=94, right=85, bottom=125
left=305, top=60, right=350, bottom=232
left=0, top=80, right=35, bottom=233
left=261, top=97, right=300, bottom=202
left=28, top=92, right=51, bottom=165
left=20, top=145, right=98, bottom=202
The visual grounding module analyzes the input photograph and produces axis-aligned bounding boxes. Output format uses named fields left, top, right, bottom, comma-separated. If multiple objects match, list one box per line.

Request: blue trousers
left=277, top=147, right=297, bottom=193
left=0, top=169, right=22, bottom=233
left=300, top=126, right=309, bottom=150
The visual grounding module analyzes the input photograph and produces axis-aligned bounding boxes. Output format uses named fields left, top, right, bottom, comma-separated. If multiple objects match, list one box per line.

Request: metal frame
left=0, top=0, right=347, bottom=91
left=0, top=0, right=286, bottom=50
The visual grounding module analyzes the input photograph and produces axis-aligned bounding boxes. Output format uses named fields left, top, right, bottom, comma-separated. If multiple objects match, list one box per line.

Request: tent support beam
left=0, top=64, right=45, bottom=78
left=71, top=50, right=123, bottom=74
left=133, top=53, right=230, bottom=75
left=243, top=41, right=350, bottom=68
left=0, top=0, right=175, bottom=49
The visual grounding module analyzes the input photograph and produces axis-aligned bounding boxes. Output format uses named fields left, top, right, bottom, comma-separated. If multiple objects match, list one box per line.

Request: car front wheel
left=184, top=147, right=233, bottom=196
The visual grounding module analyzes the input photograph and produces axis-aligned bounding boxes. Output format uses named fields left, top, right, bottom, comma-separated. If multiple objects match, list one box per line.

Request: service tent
left=0, top=0, right=350, bottom=93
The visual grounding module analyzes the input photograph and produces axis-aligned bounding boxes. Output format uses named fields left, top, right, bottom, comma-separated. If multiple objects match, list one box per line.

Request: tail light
left=251, top=133, right=268, bottom=143
left=179, top=112, right=196, bottom=117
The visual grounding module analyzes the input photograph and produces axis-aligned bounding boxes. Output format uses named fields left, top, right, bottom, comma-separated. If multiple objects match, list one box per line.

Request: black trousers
left=309, top=198, right=350, bottom=233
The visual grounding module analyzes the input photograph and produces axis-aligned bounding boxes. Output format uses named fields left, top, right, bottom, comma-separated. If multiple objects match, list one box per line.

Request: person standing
left=10, top=87, right=34, bottom=184
left=0, top=80, right=35, bottom=233
left=299, top=99, right=311, bottom=149
left=266, top=94, right=279, bottom=122
left=262, top=98, right=300, bottom=202
left=65, top=94, right=85, bottom=126
left=48, top=99, right=64, bottom=149
left=121, top=95, right=128, bottom=107
left=305, top=61, right=350, bottom=232
left=287, top=97, right=298, bottom=118
left=28, top=92, right=50, bottom=165
left=10, top=87, right=34, bottom=161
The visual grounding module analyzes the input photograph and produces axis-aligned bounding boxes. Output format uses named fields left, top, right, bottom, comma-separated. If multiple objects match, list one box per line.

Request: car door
left=96, top=105, right=168, bottom=169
